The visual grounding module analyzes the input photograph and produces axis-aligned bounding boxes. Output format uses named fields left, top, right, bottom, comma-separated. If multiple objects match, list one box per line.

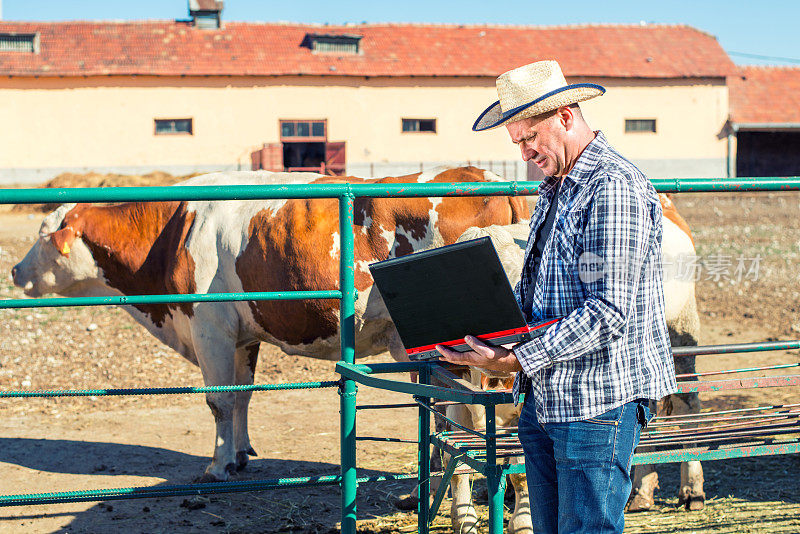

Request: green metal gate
left=0, top=176, right=798, bottom=533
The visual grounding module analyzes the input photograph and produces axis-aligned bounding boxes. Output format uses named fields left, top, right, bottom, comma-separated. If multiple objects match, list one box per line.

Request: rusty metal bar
left=676, top=362, right=800, bottom=379
left=649, top=408, right=800, bottom=426
left=672, top=340, right=800, bottom=356
left=632, top=441, right=800, bottom=465
left=677, top=374, right=800, bottom=393
left=652, top=403, right=800, bottom=420
left=644, top=416, right=800, bottom=437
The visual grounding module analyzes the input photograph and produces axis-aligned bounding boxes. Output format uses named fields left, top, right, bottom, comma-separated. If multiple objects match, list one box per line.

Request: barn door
left=325, top=141, right=346, bottom=176
left=251, top=143, right=283, bottom=171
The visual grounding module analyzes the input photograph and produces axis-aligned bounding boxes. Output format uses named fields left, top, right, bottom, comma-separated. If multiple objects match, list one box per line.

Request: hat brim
left=473, top=83, right=606, bottom=132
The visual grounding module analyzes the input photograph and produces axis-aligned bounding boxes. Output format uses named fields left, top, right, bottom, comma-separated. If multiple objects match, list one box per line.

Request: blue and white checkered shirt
left=512, top=131, right=677, bottom=422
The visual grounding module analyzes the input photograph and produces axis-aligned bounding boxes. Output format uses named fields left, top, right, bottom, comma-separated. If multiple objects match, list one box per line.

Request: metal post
left=339, top=192, right=358, bottom=534
left=727, top=128, right=737, bottom=179
left=485, top=403, right=503, bottom=534
left=417, top=365, right=432, bottom=534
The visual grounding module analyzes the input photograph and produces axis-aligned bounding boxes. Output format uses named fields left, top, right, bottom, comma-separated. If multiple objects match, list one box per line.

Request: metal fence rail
left=0, top=177, right=799, bottom=534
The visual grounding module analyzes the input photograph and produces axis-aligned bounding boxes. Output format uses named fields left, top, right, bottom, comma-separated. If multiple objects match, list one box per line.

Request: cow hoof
left=247, top=446, right=258, bottom=457
left=236, top=451, right=250, bottom=471
left=195, top=472, right=225, bottom=483
left=688, top=497, right=705, bottom=511
left=225, top=462, right=237, bottom=477
left=627, top=492, right=654, bottom=512
left=393, top=493, right=418, bottom=511
left=678, top=493, right=706, bottom=511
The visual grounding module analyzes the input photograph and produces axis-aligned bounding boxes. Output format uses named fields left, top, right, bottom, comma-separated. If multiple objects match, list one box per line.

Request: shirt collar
left=537, top=130, right=608, bottom=195
left=565, top=130, right=608, bottom=184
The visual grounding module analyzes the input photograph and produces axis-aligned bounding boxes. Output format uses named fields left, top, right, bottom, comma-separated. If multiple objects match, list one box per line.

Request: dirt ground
left=0, top=187, right=798, bottom=533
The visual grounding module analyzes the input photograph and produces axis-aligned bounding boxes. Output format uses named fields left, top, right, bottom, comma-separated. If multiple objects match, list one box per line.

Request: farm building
left=728, top=65, right=800, bottom=178
left=0, top=5, right=740, bottom=183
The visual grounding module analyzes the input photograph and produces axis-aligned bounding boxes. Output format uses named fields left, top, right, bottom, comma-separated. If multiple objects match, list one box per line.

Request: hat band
left=499, top=83, right=606, bottom=121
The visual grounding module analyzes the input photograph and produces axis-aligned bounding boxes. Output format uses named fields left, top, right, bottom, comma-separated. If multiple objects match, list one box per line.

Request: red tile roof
left=729, top=66, right=800, bottom=125
left=0, top=21, right=736, bottom=78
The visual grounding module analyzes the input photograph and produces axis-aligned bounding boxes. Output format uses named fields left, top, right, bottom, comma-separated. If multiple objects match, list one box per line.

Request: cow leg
left=428, top=404, right=446, bottom=497
left=669, top=393, right=705, bottom=509
left=446, top=399, right=484, bottom=533
left=233, top=343, right=259, bottom=471
left=192, top=325, right=238, bottom=483
left=629, top=463, right=659, bottom=512
left=495, top=399, right=531, bottom=533
left=629, top=401, right=659, bottom=512
left=507, top=460, right=533, bottom=534
left=672, top=354, right=705, bottom=511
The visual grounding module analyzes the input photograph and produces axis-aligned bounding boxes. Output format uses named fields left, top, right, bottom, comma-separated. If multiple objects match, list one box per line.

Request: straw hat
left=473, top=60, right=605, bottom=131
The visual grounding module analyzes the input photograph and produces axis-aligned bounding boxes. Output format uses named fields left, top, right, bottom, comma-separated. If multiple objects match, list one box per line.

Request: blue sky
left=3, top=0, right=798, bottom=65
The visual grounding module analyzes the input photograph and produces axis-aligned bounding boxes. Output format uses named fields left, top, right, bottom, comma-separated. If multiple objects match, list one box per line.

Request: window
left=0, top=33, right=38, bottom=53
left=280, top=120, right=326, bottom=140
left=402, top=119, right=437, bottom=133
left=625, top=119, right=656, bottom=133
left=155, top=119, right=193, bottom=135
left=193, top=12, right=221, bottom=29
left=304, top=33, right=362, bottom=54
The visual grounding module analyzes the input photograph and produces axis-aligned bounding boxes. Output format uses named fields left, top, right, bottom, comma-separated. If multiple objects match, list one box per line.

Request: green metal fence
left=0, top=176, right=798, bottom=534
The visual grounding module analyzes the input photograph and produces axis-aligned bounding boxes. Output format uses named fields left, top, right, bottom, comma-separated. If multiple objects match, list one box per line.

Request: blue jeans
left=518, top=397, right=651, bottom=534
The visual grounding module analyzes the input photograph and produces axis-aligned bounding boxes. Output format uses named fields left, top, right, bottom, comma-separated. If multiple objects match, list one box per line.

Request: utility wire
left=727, top=51, right=800, bottom=65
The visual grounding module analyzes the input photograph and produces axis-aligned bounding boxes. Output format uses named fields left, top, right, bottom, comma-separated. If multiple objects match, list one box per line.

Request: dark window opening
left=155, top=119, right=193, bottom=135
left=402, top=119, right=437, bottom=133
left=736, top=130, right=800, bottom=177
left=280, top=120, right=326, bottom=140
left=283, top=142, right=326, bottom=170
left=0, top=33, right=38, bottom=53
left=625, top=119, right=656, bottom=133
left=303, top=33, right=362, bottom=54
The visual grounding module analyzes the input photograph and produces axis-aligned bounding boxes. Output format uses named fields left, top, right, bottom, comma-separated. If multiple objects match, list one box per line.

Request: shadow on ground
left=0, top=437, right=416, bottom=533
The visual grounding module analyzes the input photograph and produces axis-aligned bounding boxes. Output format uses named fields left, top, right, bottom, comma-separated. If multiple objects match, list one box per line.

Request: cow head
left=11, top=204, right=100, bottom=297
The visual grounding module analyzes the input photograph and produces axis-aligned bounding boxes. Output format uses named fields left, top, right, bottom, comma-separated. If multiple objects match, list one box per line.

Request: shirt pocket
left=552, top=208, right=585, bottom=269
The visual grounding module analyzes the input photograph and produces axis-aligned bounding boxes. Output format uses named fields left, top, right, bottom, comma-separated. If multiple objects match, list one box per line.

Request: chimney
left=188, top=0, right=223, bottom=29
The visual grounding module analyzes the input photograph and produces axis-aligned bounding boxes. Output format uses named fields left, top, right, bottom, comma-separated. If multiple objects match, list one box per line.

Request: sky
left=2, top=0, right=799, bottom=66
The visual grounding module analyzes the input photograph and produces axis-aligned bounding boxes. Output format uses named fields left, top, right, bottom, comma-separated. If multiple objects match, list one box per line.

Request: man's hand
left=436, top=335, right=523, bottom=373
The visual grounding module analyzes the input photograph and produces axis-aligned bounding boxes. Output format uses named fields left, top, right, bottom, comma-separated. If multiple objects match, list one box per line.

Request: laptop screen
left=369, top=237, right=527, bottom=351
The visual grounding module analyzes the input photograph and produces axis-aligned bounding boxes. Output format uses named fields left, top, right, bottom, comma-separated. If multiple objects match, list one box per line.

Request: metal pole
left=727, top=126, right=737, bottom=179
left=485, top=403, right=503, bottom=534
left=339, top=192, right=358, bottom=534
left=417, top=365, right=432, bottom=534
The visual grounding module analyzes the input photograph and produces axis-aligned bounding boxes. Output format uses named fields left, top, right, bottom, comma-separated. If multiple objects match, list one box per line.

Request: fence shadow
left=0, top=437, right=416, bottom=533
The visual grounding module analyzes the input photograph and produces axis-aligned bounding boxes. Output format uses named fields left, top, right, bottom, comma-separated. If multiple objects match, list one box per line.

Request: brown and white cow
left=443, top=193, right=703, bottom=533
left=11, top=167, right=527, bottom=483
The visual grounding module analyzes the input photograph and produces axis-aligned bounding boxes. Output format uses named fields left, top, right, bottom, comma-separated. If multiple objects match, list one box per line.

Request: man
left=436, top=60, right=677, bottom=533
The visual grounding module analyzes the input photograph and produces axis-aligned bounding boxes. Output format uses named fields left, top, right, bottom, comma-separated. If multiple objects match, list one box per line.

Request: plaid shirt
left=512, top=131, right=677, bottom=422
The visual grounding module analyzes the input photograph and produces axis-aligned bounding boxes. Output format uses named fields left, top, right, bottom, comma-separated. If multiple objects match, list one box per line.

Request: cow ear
left=50, top=227, right=78, bottom=257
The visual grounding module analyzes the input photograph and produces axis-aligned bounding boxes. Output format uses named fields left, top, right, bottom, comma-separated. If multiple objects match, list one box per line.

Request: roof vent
left=303, top=33, right=362, bottom=54
left=189, top=0, right=223, bottom=29
left=0, top=33, right=39, bottom=53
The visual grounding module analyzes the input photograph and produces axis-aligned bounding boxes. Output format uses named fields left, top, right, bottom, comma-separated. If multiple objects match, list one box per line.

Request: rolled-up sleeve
left=514, top=175, right=653, bottom=376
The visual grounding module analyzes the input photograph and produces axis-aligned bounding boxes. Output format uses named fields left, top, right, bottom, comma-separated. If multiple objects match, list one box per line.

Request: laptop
left=369, top=236, right=560, bottom=361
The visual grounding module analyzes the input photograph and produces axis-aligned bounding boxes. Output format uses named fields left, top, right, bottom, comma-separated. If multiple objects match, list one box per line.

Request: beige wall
left=0, top=74, right=728, bottom=182
left=580, top=77, right=729, bottom=178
